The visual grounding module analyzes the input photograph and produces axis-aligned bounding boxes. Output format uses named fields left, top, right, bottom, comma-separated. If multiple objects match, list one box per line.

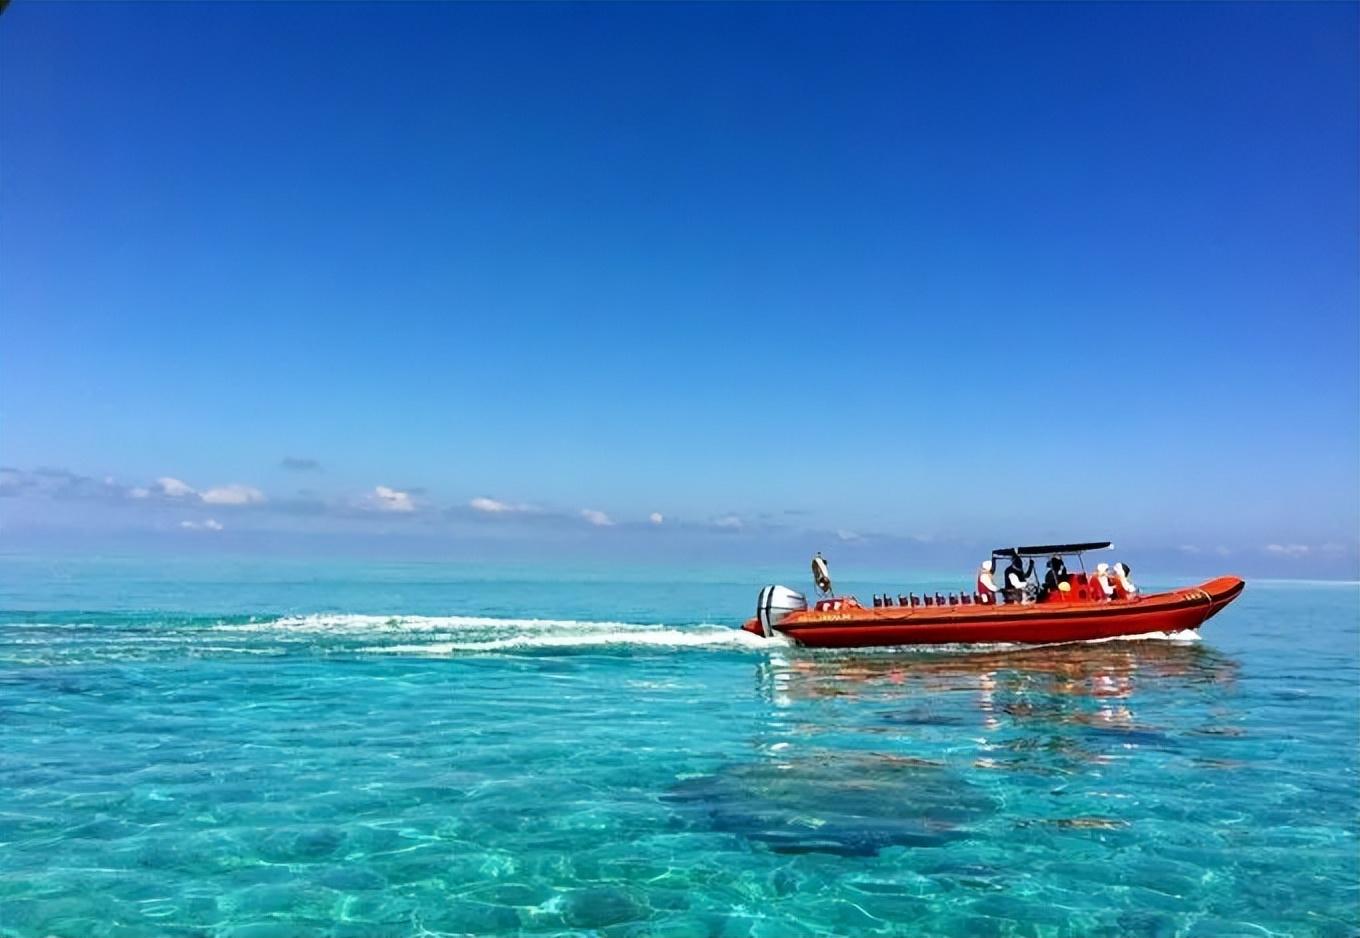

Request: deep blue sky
left=2, top=2, right=1357, bottom=576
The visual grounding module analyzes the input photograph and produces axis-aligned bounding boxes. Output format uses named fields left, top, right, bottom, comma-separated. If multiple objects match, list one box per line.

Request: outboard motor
left=755, top=585, right=808, bottom=638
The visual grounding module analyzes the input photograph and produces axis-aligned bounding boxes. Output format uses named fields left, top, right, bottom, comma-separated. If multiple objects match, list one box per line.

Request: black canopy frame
left=992, top=542, right=1113, bottom=576
left=992, top=541, right=1111, bottom=558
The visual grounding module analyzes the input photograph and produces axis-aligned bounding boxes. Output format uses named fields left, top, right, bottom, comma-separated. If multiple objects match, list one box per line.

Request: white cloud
left=712, top=515, right=743, bottom=530
left=201, top=484, right=266, bottom=506
left=1264, top=543, right=1310, bottom=557
left=371, top=485, right=415, bottom=512
left=180, top=519, right=223, bottom=532
left=157, top=477, right=197, bottom=498
left=836, top=529, right=862, bottom=542
left=470, top=497, right=533, bottom=515
left=649, top=512, right=664, bottom=525
left=581, top=509, right=614, bottom=527
left=1177, top=544, right=1201, bottom=554
left=135, top=477, right=265, bottom=506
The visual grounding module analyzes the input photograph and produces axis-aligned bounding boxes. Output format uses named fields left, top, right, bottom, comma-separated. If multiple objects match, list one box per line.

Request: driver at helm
left=1043, top=555, right=1070, bottom=596
left=1003, top=553, right=1036, bottom=604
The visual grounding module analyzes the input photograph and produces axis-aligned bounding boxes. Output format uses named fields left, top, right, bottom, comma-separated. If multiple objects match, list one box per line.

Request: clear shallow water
left=0, top=556, right=1356, bottom=938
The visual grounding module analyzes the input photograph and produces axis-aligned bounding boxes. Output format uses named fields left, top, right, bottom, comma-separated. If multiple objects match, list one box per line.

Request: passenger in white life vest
left=1093, top=562, right=1116, bottom=600
left=1112, top=562, right=1137, bottom=598
left=976, top=561, right=1000, bottom=603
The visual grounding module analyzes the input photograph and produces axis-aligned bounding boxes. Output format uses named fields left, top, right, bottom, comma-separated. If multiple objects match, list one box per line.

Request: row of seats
left=872, top=592, right=984, bottom=608
left=870, top=581, right=1135, bottom=609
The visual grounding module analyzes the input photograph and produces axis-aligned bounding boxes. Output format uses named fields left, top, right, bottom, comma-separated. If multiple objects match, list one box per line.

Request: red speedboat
left=742, top=543, right=1245, bottom=649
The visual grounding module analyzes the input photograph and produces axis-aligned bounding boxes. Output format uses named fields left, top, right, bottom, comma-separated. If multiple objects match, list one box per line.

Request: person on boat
left=811, top=552, right=833, bottom=596
left=1002, top=553, right=1036, bottom=604
left=976, top=560, right=1001, bottom=604
left=1042, top=555, right=1069, bottom=598
left=1092, top=562, right=1116, bottom=600
left=1111, top=562, right=1138, bottom=598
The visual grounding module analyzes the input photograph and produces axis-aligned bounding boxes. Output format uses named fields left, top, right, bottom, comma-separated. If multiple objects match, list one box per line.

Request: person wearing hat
left=1112, top=562, right=1138, bottom=598
left=1042, top=555, right=1069, bottom=598
left=976, top=560, right=1001, bottom=603
left=1092, top=562, right=1116, bottom=600
left=1003, top=553, right=1035, bottom=604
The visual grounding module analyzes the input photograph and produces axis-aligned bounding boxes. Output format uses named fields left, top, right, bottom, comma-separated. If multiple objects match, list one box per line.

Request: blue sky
left=2, top=2, right=1357, bottom=577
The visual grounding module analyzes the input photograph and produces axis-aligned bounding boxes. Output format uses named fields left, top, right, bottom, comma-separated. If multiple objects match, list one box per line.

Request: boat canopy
left=992, top=541, right=1112, bottom=558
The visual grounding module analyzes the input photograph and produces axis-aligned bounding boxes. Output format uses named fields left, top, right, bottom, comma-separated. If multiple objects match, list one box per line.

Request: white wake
left=211, top=612, right=777, bottom=654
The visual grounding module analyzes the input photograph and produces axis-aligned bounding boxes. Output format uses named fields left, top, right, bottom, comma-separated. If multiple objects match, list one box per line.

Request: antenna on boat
left=811, top=552, right=833, bottom=597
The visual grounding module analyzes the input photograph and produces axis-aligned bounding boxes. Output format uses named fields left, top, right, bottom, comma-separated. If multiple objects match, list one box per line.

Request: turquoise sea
left=0, top=554, right=1356, bottom=938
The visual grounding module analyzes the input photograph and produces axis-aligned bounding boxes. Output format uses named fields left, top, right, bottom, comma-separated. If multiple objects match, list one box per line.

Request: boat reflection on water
left=753, top=638, right=1241, bottom=769
left=756, top=637, right=1238, bottom=707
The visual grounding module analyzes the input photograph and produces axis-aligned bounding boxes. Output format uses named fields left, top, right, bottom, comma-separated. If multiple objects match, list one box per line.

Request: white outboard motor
left=756, top=585, right=807, bottom=637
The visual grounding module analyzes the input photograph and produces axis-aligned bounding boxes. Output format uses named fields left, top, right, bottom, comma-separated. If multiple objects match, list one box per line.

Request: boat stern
left=746, top=584, right=808, bottom=638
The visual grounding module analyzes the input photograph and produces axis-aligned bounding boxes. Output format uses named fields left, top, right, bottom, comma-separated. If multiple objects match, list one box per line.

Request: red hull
left=742, top=576, right=1245, bottom=649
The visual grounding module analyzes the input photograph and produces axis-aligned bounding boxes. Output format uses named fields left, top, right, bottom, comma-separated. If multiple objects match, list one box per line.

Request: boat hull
left=743, top=576, right=1244, bottom=649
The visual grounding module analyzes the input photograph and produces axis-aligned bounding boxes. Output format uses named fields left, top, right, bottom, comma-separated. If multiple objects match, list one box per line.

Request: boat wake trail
left=361, top=628, right=775, bottom=656
left=0, top=613, right=1196, bottom=666
left=212, top=613, right=776, bottom=655
left=213, top=616, right=1197, bottom=657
